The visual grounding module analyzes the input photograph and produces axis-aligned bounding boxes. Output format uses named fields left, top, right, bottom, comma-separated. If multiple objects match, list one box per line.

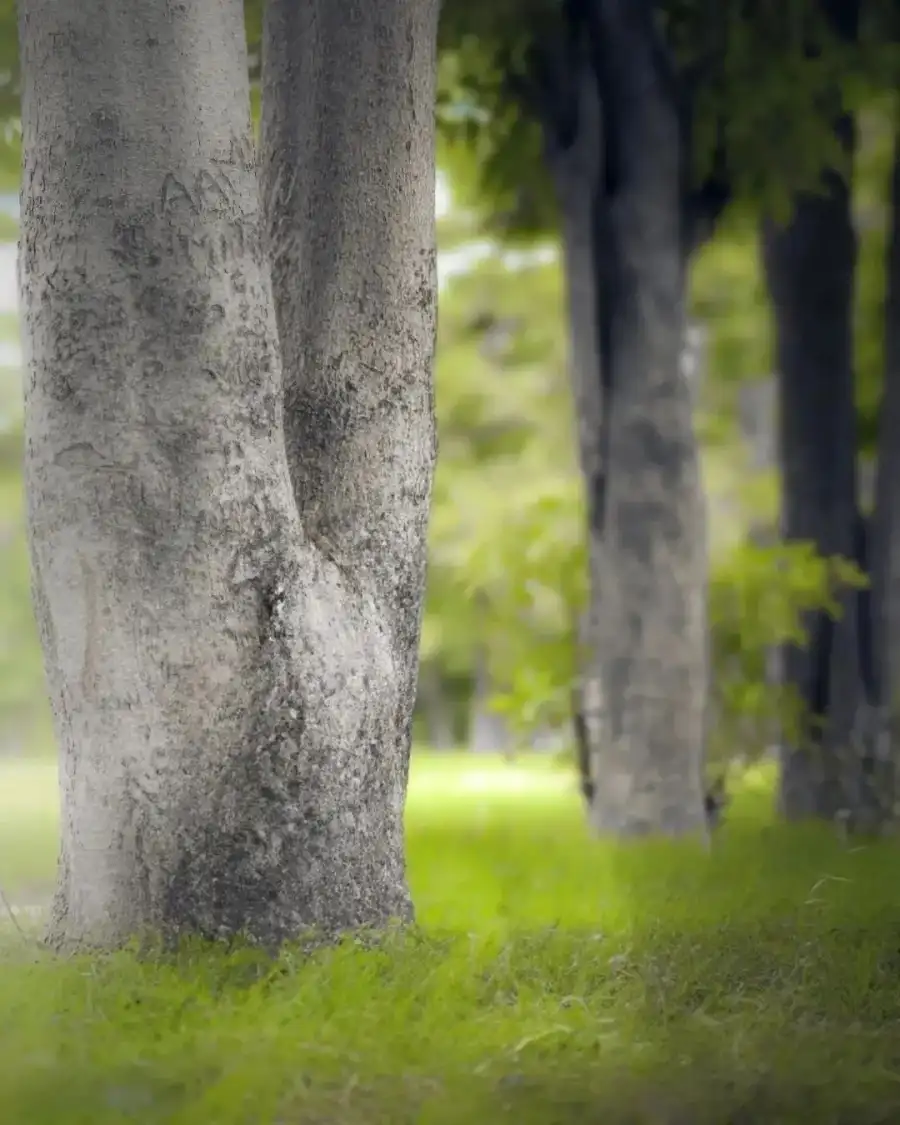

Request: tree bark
left=760, top=116, right=867, bottom=822
left=259, top=0, right=439, bottom=895
left=20, top=0, right=437, bottom=951
left=873, top=122, right=900, bottom=710
left=531, top=27, right=605, bottom=806
left=547, top=0, right=709, bottom=836
left=865, top=116, right=900, bottom=826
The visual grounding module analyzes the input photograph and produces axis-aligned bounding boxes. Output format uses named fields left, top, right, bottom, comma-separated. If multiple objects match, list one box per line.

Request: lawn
left=3, top=752, right=900, bottom=1124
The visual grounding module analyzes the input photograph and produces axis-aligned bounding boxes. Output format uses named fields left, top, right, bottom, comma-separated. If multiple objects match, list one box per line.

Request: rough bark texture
left=259, top=0, right=438, bottom=903
left=539, top=0, right=709, bottom=836
left=760, top=116, right=870, bottom=823
left=19, top=0, right=437, bottom=951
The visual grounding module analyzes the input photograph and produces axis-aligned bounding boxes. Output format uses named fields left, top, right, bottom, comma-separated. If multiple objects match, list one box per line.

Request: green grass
left=3, top=752, right=900, bottom=1123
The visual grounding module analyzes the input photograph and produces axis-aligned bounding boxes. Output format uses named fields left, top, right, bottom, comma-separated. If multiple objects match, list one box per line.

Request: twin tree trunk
left=19, top=0, right=439, bottom=950
left=541, top=0, right=708, bottom=835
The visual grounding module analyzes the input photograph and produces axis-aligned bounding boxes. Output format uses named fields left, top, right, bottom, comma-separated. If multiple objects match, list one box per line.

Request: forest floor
left=2, top=751, right=900, bottom=1124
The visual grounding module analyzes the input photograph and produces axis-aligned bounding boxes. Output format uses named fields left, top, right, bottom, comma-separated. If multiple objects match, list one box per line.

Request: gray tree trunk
left=545, top=0, right=709, bottom=836
left=584, top=1, right=708, bottom=837
left=259, top=0, right=439, bottom=892
left=19, top=0, right=437, bottom=951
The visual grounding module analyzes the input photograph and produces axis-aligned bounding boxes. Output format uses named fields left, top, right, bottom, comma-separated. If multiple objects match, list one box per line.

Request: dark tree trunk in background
left=532, top=26, right=604, bottom=808
left=759, top=0, right=898, bottom=830
left=760, top=110, right=877, bottom=823
left=865, top=121, right=900, bottom=826
left=758, top=0, right=900, bottom=830
left=527, top=0, right=712, bottom=836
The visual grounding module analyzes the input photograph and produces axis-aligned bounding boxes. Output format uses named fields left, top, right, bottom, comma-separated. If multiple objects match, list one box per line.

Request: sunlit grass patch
left=3, top=751, right=900, bottom=1123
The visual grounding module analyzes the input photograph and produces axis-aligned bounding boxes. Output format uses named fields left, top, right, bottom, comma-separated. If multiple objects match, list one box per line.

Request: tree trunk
left=533, top=30, right=605, bottom=807
left=20, top=0, right=437, bottom=951
left=866, top=117, right=900, bottom=827
left=552, top=0, right=709, bottom=836
left=260, top=0, right=439, bottom=861
left=760, top=115, right=867, bottom=822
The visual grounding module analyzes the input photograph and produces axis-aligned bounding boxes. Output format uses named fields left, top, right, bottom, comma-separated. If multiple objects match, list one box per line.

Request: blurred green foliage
left=0, top=0, right=17, bottom=193
left=707, top=540, right=866, bottom=772
left=436, top=0, right=900, bottom=238
left=854, top=97, right=898, bottom=453
left=423, top=251, right=575, bottom=691
left=457, top=444, right=866, bottom=774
